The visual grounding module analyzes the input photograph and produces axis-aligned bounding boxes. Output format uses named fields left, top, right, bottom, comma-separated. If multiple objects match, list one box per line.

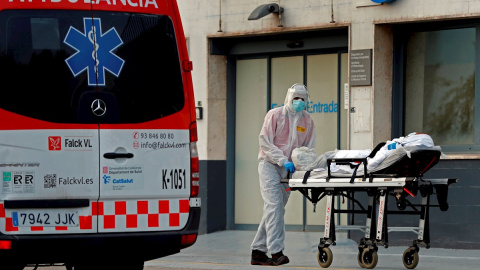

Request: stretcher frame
left=282, top=147, right=457, bottom=269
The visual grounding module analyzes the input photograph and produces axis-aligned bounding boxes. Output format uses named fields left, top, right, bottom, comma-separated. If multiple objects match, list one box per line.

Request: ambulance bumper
left=0, top=207, right=201, bottom=264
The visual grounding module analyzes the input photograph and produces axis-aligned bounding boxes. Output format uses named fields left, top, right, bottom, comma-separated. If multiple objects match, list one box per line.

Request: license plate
left=12, top=210, right=79, bottom=227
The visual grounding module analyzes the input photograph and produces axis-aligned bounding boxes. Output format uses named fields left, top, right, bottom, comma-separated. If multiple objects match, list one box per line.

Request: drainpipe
left=331, top=0, right=336, bottom=23
left=218, top=0, right=223, bottom=32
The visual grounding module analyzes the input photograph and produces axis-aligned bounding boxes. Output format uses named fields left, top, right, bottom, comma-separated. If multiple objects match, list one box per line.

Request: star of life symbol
left=64, top=18, right=125, bottom=86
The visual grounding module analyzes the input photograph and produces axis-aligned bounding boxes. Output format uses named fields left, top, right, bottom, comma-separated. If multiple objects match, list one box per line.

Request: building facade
left=178, top=0, right=480, bottom=248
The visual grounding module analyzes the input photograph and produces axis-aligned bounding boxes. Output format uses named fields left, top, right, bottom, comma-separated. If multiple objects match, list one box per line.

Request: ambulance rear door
left=91, top=11, right=192, bottom=233
left=0, top=10, right=102, bottom=235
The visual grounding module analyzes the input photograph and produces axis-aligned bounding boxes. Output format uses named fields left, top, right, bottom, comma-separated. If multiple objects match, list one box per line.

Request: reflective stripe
left=0, top=199, right=190, bottom=233
left=97, top=199, right=190, bottom=231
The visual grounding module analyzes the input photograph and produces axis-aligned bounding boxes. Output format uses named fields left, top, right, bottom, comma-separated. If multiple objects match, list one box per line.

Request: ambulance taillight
left=190, top=121, right=200, bottom=197
left=180, top=233, right=197, bottom=249
left=0, top=240, right=11, bottom=250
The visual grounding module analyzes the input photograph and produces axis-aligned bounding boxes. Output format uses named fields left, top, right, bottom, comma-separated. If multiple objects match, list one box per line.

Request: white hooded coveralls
left=251, top=84, right=316, bottom=254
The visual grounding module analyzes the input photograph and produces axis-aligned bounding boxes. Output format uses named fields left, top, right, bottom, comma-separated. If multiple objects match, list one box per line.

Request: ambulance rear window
left=0, top=10, right=184, bottom=124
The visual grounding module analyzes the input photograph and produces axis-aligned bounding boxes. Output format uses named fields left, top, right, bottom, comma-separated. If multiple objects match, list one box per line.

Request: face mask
left=292, top=99, right=305, bottom=112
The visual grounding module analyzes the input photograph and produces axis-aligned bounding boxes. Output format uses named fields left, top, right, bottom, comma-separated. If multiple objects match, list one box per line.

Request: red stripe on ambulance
left=0, top=199, right=189, bottom=233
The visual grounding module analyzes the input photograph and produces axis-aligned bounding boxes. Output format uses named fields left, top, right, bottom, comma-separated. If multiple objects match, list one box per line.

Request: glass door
left=234, top=58, right=268, bottom=225
left=233, top=52, right=348, bottom=229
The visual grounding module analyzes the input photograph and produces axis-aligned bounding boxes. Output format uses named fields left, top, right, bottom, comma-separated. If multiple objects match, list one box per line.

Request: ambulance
left=0, top=1, right=200, bottom=269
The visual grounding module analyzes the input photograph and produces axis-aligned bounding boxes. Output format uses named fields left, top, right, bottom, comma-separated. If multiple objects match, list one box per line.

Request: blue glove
left=284, top=160, right=296, bottom=173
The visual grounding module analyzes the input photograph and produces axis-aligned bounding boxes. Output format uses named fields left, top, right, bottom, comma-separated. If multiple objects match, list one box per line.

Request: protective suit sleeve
left=259, top=109, right=288, bottom=166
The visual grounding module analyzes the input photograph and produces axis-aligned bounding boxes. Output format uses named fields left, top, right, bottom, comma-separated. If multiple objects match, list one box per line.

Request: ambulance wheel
left=317, top=247, right=333, bottom=268
left=361, top=248, right=378, bottom=269
left=116, top=261, right=144, bottom=270
left=74, top=261, right=143, bottom=270
left=72, top=263, right=95, bottom=270
left=357, top=251, right=366, bottom=268
left=2, top=262, right=24, bottom=270
left=402, top=248, right=419, bottom=269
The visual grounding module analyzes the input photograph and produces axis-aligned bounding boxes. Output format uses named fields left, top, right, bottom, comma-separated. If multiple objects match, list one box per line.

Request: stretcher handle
left=327, top=157, right=367, bottom=164
left=280, top=172, right=292, bottom=184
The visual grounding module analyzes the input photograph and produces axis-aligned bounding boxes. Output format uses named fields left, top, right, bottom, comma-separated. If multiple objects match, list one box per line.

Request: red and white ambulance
left=0, top=1, right=200, bottom=269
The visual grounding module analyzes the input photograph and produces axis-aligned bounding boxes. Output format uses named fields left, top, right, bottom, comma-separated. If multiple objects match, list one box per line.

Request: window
left=395, top=23, right=480, bottom=152
left=0, top=10, right=184, bottom=124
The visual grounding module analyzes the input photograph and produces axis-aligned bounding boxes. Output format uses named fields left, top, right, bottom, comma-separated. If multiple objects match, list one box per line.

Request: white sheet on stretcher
left=291, top=145, right=442, bottom=180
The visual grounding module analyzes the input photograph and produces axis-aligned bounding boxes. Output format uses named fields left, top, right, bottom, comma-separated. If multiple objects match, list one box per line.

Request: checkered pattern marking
left=0, top=199, right=190, bottom=234
left=96, top=199, right=190, bottom=232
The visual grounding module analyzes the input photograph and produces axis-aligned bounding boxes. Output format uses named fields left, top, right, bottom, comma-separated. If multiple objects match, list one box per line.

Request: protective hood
left=258, top=83, right=316, bottom=166
left=284, top=83, right=309, bottom=114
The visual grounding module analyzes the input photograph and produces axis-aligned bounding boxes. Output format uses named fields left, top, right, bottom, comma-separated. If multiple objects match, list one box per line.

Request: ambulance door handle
left=103, top=153, right=134, bottom=159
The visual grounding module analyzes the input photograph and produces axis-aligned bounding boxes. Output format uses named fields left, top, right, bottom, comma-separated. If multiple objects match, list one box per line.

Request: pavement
left=145, top=230, right=480, bottom=270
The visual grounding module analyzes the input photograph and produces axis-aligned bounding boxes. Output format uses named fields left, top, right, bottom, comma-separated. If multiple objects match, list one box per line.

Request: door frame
left=227, top=48, right=348, bottom=230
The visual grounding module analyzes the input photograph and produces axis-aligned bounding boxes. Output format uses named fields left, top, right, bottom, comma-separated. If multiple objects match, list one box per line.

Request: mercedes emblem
left=91, top=99, right=107, bottom=116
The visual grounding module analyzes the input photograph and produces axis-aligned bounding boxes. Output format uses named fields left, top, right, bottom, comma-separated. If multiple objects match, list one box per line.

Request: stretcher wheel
left=396, top=200, right=406, bottom=210
left=439, top=201, right=449, bottom=211
left=361, top=248, right=378, bottom=269
left=402, top=248, right=419, bottom=269
left=317, top=247, right=333, bottom=268
left=357, top=251, right=366, bottom=268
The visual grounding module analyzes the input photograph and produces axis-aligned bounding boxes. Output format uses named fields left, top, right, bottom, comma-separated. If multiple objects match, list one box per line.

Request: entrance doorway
left=234, top=52, right=348, bottom=230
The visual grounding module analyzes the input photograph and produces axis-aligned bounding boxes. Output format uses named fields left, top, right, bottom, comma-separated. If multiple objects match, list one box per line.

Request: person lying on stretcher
left=291, top=132, right=440, bottom=174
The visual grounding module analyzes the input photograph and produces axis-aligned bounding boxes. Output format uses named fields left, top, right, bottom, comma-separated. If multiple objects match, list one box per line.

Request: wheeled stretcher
left=281, top=142, right=458, bottom=269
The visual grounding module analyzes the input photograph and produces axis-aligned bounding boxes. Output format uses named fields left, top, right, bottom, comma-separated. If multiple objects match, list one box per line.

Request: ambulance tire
left=2, top=262, right=24, bottom=270
left=123, top=261, right=144, bottom=270
left=72, top=263, right=92, bottom=270
left=73, top=261, right=144, bottom=270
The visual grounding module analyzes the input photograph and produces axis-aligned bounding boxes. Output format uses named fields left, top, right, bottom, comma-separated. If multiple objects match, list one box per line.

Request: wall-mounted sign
left=350, top=49, right=372, bottom=86
left=371, top=0, right=396, bottom=3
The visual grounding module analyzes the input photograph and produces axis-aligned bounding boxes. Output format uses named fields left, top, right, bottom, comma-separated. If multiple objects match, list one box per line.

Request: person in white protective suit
left=251, top=83, right=316, bottom=266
